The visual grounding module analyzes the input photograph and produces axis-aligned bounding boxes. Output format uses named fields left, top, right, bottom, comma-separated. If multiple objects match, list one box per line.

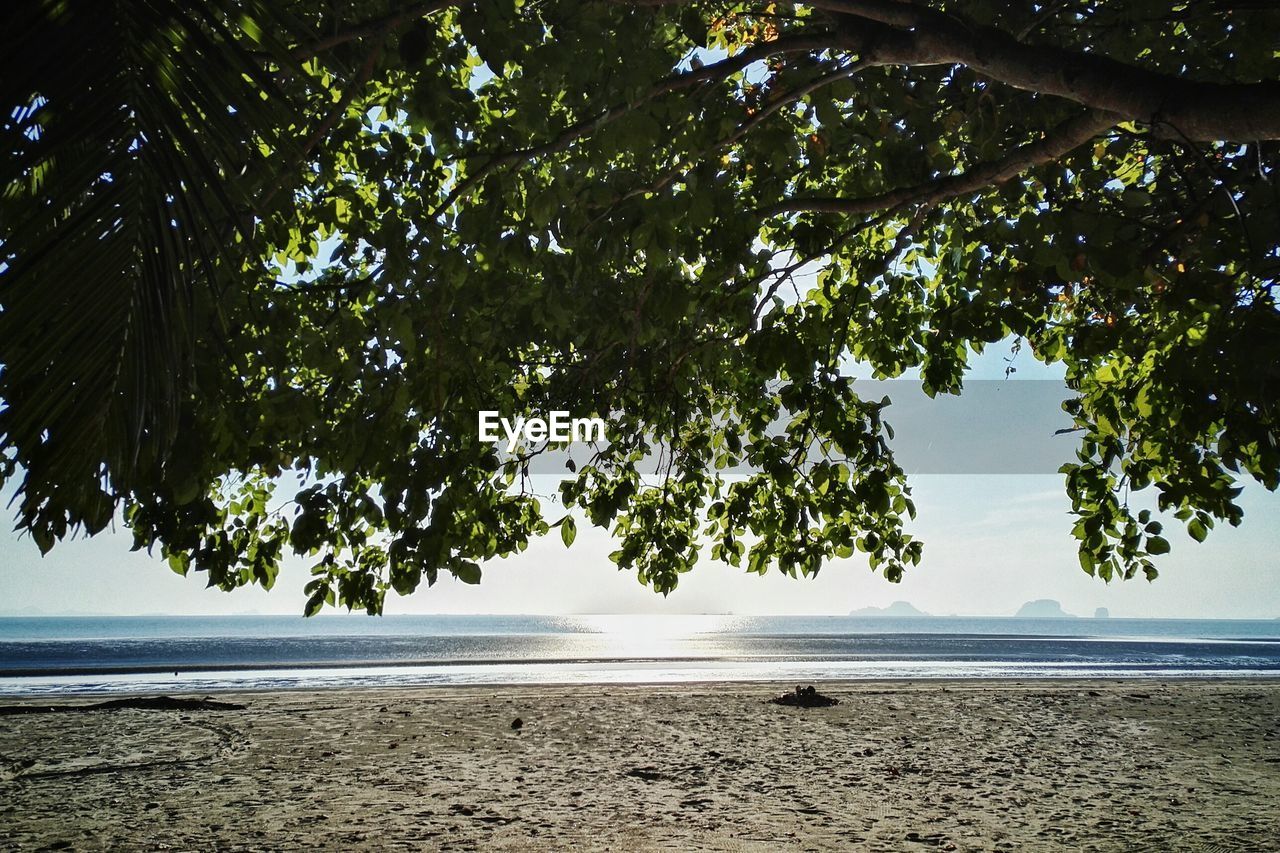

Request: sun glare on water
left=565, top=615, right=742, bottom=659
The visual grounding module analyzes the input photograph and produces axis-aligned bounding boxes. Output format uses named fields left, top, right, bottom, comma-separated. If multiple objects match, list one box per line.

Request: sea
left=1, top=614, right=1278, bottom=697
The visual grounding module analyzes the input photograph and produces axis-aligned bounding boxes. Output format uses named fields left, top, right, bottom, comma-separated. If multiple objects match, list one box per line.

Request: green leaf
left=304, top=587, right=328, bottom=617
left=454, top=560, right=482, bottom=584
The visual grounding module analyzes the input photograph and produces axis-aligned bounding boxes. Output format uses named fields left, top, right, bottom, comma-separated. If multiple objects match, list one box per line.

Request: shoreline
left=4, top=640, right=1280, bottom=678
left=4, top=670, right=1280, bottom=695
left=4, top=669, right=1280, bottom=702
left=4, top=680, right=1279, bottom=850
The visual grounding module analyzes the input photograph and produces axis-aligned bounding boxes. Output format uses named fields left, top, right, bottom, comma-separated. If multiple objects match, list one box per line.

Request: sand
left=2, top=680, right=1278, bottom=851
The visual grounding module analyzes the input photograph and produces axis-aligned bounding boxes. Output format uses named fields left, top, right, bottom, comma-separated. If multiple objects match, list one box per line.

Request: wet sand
left=2, top=680, right=1278, bottom=851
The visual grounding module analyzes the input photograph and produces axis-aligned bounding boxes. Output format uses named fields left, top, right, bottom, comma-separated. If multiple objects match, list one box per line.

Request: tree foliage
left=2, top=0, right=1278, bottom=613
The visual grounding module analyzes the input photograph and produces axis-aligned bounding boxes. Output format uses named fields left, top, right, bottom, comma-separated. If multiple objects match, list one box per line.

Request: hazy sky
left=2, top=345, right=1278, bottom=618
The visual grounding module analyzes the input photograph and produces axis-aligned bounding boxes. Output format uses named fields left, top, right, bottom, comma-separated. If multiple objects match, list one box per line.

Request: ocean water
left=1, top=614, right=1278, bottom=696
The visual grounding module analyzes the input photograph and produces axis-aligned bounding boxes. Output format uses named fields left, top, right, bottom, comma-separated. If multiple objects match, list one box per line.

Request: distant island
left=1015, top=599, right=1076, bottom=618
left=849, top=601, right=931, bottom=618
left=1094, top=607, right=1110, bottom=619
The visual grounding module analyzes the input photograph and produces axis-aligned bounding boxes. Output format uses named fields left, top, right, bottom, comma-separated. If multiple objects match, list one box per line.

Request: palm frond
left=0, top=0, right=307, bottom=548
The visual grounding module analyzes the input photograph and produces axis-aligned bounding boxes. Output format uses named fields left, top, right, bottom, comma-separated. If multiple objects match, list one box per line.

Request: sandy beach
left=2, top=680, right=1278, bottom=851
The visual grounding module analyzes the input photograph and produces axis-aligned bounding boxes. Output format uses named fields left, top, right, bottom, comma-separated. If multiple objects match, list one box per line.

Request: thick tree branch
left=761, top=108, right=1118, bottom=217
left=817, top=0, right=1280, bottom=141
left=620, top=0, right=1280, bottom=140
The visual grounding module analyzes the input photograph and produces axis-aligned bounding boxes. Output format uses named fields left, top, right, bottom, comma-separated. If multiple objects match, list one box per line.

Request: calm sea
left=1, top=614, right=1278, bottom=696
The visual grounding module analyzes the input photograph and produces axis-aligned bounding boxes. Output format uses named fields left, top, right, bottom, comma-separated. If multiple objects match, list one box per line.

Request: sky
left=2, top=344, right=1278, bottom=619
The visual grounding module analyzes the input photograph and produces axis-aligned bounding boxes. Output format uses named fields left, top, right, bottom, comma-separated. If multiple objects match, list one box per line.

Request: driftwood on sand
left=0, top=696, right=246, bottom=716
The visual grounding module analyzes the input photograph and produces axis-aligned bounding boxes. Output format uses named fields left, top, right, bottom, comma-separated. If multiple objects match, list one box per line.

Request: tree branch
left=432, top=32, right=833, bottom=215
left=761, top=108, right=1118, bottom=217
left=618, top=0, right=1280, bottom=140
left=289, top=0, right=453, bottom=60
left=817, top=0, right=1280, bottom=141
left=300, top=42, right=384, bottom=156
left=585, top=57, right=873, bottom=224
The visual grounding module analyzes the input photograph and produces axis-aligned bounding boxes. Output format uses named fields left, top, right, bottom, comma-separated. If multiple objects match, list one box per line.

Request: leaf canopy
left=2, top=0, right=1278, bottom=612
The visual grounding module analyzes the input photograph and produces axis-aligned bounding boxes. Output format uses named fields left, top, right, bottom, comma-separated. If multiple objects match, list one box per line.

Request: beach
left=2, top=680, right=1278, bottom=851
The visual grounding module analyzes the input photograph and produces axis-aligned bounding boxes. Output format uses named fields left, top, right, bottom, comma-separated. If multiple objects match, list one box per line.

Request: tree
left=2, top=0, right=1277, bottom=614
